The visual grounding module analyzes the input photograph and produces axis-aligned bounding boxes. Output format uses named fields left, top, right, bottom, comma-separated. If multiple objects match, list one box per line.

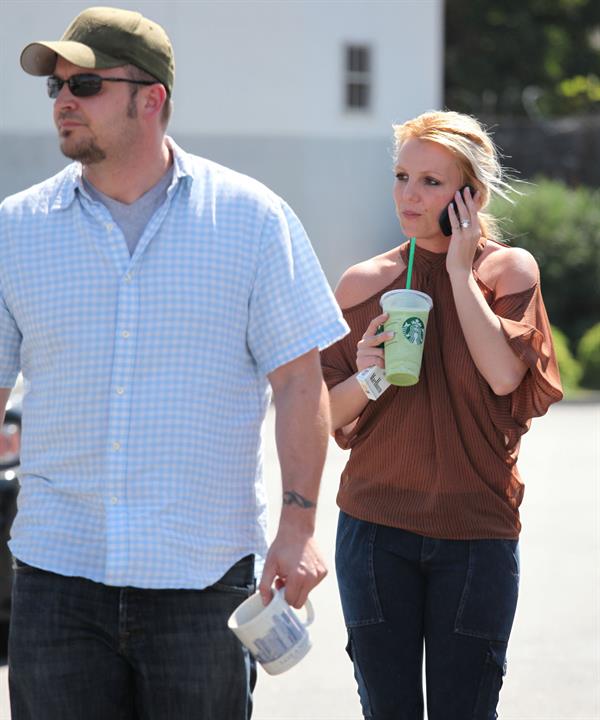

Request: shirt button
left=105, top=223, right=114, bottom=232
left=116, top=387, right=125, bottom=396
left=124, top=273, right=132, bottom=282
left=110, top=496, right=118, bottom=505
left=121, top=330, right=130, bottom=338
left=112, top=441, right=121, bottom=451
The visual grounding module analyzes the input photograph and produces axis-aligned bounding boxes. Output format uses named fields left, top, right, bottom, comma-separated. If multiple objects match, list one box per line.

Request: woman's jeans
left=336, top=512, right=520, bottom=720
left=8, top=555, right=256, bottom=720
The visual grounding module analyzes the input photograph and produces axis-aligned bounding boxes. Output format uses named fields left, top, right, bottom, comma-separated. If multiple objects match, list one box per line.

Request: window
left=345, top=44, right=372, bottom=111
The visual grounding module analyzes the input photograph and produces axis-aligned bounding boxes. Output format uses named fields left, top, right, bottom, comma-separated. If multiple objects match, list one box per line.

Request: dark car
left=0, top=386, right=21, bottom=656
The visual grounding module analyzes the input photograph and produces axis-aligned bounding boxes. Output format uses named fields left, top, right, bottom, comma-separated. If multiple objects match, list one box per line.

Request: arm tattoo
left=282, top=491, right=316, bottom=509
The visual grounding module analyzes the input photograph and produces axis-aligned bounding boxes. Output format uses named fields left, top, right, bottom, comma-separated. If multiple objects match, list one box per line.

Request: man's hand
left=259, top=522, right=327, bottom=609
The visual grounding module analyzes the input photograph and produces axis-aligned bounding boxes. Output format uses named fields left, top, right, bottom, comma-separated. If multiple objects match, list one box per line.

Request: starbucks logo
left=402, top=317, right=425, bottom=344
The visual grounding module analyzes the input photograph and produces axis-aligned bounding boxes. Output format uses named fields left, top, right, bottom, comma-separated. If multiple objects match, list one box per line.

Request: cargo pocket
left=455, top=540, right=519, bottom=642
left=472, top=641, right=507, bottom=719
left=345, top=629, right=374, bottom=720
left=335, top=512, right=384, bottom=627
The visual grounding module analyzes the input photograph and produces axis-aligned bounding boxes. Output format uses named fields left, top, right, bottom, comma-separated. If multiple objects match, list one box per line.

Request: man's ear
left=142, top=83, right=168, bottom=120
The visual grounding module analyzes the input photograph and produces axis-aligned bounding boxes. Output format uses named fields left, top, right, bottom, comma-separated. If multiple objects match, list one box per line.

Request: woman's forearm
left=329, top=374, right=370, bottom=431
left=450, top=271, right=527, bottom=395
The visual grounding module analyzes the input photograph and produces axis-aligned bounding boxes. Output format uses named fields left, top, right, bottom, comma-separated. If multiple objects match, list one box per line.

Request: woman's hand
left=446, top=186, right=483, bottom=278
left=356, top=313, right=392, bottom=372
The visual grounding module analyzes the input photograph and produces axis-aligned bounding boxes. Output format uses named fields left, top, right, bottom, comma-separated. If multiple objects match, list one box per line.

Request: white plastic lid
left=380, top=289, right=433, bottom=311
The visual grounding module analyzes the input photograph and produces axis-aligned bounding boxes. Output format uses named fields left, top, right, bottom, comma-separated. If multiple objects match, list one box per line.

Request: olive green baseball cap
left=20, top=6, right=174, bottom=96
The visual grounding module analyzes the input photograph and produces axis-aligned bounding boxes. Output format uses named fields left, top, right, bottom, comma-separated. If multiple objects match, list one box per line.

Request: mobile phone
left=438, top=185, right=475, bottom=236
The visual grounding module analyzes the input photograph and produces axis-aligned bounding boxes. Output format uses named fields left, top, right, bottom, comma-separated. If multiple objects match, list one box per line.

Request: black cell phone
left=438, top=184, right=475, bottom=236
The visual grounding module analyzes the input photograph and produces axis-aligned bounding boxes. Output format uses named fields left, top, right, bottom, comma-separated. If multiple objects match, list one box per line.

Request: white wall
left=0, top=0, right=443, bottom=282
left=1, top=0, right=442, bottom=136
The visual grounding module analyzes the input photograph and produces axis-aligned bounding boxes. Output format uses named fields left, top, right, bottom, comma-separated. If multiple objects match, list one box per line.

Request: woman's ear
left=473, top=189, right=484, bottom=212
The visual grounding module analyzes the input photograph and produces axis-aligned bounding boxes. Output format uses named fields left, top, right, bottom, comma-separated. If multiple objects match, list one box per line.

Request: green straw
left=406, top=237, right=416, bottom=289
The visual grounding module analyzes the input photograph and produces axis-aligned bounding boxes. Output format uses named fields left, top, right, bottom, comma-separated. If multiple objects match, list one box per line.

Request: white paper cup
left=227, top=587, right=315, bottom=675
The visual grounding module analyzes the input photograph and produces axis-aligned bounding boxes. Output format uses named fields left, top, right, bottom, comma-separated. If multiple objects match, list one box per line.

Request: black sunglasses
left=47, top=73, right=157, bottom=99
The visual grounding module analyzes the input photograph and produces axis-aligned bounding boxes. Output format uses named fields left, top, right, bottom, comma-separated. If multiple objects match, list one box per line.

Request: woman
left=321, top=111, right=563, bottom=720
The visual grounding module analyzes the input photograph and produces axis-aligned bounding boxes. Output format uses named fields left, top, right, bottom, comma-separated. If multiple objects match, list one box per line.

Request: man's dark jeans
left=336, top=512, right=520, bottom=720
left=8, top=555, right=256, bottom=719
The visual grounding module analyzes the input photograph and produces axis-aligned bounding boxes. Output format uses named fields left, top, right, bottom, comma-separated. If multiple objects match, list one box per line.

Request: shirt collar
left=49, top=163, right=84, bottom=212
left=165, top=136, right=194, bottom=188
left=48, top=135, right=194, bottom=212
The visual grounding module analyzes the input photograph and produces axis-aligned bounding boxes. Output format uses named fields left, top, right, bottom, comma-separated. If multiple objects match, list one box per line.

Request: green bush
left=491, top=179, right=600, bottom=348
left=551, top=325, right=581, bottom=393
left=578, top=323, right=600, bottom=390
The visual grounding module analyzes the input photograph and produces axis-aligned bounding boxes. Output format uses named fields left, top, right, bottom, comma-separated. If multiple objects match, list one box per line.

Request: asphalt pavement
left=0, top=400, right=598, bottom=719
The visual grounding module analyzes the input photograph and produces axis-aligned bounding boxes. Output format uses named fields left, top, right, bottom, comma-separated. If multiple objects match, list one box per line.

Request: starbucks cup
left=227, top=588, right=314, bottom=675
left=380, top=289, right=433, bottom=386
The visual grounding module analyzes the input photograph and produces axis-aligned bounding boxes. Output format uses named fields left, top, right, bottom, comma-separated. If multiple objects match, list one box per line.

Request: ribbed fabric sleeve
left=493, top=289, right=563, bottom=437
left=320, top=241, right=563, bottom=540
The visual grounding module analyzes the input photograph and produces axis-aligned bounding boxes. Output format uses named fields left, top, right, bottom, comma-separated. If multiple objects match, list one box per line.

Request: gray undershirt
left=83, top=166, right=174, bottom=255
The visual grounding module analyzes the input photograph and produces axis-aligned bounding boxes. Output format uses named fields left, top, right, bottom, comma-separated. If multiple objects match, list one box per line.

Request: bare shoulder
left=477, top=242, right=539, bottom=296
left=335, top=249, right=404, bottom=310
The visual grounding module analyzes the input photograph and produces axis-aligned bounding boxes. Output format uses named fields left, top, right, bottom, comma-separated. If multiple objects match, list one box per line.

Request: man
left=0, top=7, right=348, bottom=718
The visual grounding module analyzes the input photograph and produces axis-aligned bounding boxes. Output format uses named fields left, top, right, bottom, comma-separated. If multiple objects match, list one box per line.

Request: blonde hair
left=393, top=110, right=514, bottom=242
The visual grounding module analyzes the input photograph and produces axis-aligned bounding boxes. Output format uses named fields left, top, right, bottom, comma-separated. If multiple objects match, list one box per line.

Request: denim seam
left=347, top=629, right=374, bottom=719
left=454, top=540, right=498, bottom=640
left=367, top=523, right=384, bottom=622
left=344, top=522, right=385, bottom=628
left=471, top=642, right=506, bottom=718
left=420, top=537, right=439, bottom=565
left=345, top=617, right=384, bottom=628
left=211, top=581, right=253, bottom=593
left=336, top=511, right=354, bottom=549
left=454, top=541, right=515, bottom=642
left=454, top=540, right=473, bottom=635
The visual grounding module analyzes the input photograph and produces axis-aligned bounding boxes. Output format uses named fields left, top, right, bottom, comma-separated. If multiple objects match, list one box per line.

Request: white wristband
left=355, top=366, right=391, bottom=400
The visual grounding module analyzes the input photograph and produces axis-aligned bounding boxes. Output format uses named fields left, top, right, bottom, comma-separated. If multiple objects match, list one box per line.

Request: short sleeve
left=320, top=334, right=359, bottom=450
left=321, top=297, right=384, bottom=393
left=247, top=200, right=348, bottom=375
left=492, top=284, right=563, bottom=427
left=320, top=305, right=373, bottom=450
left=0, top=285, right=21, bottom=387
left=320, top=323, right=356, bottom=391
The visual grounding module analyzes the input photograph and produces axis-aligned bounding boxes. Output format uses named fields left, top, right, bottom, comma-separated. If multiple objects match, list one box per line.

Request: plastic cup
left=380, top=289, right=433, bottom=386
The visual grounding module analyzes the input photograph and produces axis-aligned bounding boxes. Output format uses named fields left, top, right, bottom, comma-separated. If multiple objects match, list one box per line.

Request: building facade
left=0, top=0, right=443, bottom=282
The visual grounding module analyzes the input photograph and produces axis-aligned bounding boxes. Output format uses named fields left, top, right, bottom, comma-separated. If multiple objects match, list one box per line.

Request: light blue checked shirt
left=0, top=138, right=348, bottom=589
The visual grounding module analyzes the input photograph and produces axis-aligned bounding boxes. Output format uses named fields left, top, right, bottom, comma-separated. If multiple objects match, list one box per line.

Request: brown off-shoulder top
left=320, top=241, right=563, bottom=539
